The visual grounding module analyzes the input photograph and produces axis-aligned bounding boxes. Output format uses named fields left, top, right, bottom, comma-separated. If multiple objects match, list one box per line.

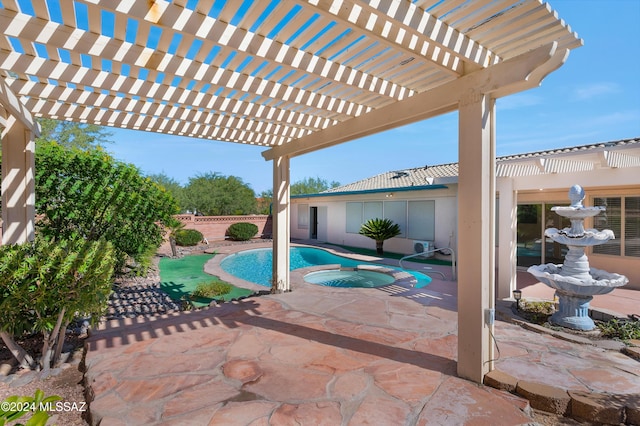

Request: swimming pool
left=219, top=246, right=432, bottom=288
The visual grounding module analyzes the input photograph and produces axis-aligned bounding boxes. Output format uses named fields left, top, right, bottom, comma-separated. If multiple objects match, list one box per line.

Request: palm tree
left=166, top=217, right=185, bottom=257
left=359, top=218, right=401, bottom=255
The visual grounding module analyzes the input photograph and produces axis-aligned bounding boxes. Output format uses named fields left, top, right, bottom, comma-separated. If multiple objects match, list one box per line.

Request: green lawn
left=159, top=253, right=253, bottom=308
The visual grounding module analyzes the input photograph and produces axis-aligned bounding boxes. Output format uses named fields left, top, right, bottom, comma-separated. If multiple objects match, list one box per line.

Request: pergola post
left=1, top=116, right=35, bottom=245
left=457, top=92, right=496, bottom=382
left=271, top=155, right=290, bottom=293
left=497, top=178, right=518, bottom=299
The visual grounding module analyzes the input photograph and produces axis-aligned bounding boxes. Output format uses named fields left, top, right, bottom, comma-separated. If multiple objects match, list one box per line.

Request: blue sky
left=106, top=0, right=640, bottom=194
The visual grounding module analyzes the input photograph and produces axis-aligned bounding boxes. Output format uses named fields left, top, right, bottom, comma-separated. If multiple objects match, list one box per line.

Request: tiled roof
left=324, top=138, right=640, bottom=194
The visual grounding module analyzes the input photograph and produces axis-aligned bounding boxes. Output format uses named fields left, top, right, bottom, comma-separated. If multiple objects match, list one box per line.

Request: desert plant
left=174, top=229, right=203, bottom=246
left=597, top=318, right=640, bottom=341
left=166, top=218, right=186, bottom=256
left=226, top=222, right=259, bottom=241
left=190, top=280, right=233, bottom=300
left=358, top=218, right=401, bottom=255
left=0, top=389, right=62, bottom=426
left=0, top=235, right=115, bottom=371
left=518, top=300, right=555, bottom=324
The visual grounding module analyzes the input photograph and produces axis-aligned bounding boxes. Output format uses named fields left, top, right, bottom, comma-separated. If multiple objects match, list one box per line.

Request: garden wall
left=175, top=214, right=272, bottom=242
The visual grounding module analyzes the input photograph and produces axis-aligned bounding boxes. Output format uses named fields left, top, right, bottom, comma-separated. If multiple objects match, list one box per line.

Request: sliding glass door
left=517, top=203, right=569, bottom=268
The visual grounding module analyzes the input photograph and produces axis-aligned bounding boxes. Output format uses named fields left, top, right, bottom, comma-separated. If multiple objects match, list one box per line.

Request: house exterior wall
left=291, top=185, right=458, bottom=255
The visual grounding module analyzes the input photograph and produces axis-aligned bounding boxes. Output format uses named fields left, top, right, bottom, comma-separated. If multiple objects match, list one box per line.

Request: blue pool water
left=304, top=270, right=396, bottom=288
left=220, top=247, right=432, bottom=288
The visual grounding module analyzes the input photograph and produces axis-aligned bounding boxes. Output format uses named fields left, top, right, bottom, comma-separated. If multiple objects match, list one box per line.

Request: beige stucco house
left=291, top=138, right=640, bottom=295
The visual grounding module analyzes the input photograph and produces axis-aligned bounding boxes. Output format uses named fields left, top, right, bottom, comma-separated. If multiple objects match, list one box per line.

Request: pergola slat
left=1, top=0, right=580, bottom=150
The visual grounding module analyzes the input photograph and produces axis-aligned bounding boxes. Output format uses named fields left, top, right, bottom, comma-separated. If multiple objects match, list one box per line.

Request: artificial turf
left=159, top=253, right=253, bottom=308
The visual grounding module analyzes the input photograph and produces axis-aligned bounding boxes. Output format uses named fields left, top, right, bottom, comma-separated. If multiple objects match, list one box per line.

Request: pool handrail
left=399, top=247, right=456, bottom=281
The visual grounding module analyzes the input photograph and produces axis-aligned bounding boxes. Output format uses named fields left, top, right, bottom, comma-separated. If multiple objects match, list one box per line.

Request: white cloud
left=589, top=109, right=640, bottom=126
left=573, top=82, right=620, bottom=100
left=496, top=93, right=543, bottom=110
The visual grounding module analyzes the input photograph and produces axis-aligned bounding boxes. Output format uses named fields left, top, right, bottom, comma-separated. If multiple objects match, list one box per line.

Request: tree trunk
left=41, top=308, right=66, bottom=372
left=170, top=236, right=178, bottom=257
left=52, top=321, right=69, bottom=367
left=0, top=330, right=35, bottom=369
left=376, top=241, right=384, bottom=255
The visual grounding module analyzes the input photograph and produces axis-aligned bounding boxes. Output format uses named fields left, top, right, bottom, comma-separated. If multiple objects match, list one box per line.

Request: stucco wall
left=291, top=186, right=458, bottom=255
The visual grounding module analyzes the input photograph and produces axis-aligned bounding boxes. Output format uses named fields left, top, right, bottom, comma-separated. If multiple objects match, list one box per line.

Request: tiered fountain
left=527, top=184, right=628, bottom=331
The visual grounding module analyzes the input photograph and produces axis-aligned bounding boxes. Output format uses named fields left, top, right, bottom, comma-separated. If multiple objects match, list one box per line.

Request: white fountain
left=527, top=184, right=628, bottom=331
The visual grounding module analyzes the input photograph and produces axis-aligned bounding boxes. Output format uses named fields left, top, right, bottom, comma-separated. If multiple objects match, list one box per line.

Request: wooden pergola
left=0, top=0, right=581, bottom=383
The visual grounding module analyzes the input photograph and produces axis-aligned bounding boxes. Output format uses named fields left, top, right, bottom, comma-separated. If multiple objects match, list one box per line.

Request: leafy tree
left=182, top=172, right=256, bottom=215
left=290, top=177, right=340, bottom=195
left=257, top=189, right=273, bottom=215
left=359, top=218, right=401, bottom=255
left=35, top=142, right=179, bottom=271
left=36, top=118, right=113, bottom=150
left=148, top=173, right=185, bottom=211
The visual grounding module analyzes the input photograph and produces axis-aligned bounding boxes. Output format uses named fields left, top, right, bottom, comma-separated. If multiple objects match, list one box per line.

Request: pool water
left=220, top=247, right=431, bottom=288
left=304, top=270, right=396, bottom=288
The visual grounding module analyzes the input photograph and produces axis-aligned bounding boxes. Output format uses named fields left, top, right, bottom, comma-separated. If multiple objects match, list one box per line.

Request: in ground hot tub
left=304, top=267, right=396, bottom=288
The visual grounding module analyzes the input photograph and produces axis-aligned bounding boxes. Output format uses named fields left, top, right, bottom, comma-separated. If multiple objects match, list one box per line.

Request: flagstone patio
left=83, top=243, right=640, bottom=425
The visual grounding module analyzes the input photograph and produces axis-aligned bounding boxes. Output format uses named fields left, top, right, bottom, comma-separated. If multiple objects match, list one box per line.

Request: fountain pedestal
left=550, top=292, right=593, bottom=330
left=527, top=184, right=628, bottom=331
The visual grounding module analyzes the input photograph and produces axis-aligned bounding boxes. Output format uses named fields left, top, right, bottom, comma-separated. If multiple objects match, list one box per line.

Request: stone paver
left=84, top=243, right=640, bottom=425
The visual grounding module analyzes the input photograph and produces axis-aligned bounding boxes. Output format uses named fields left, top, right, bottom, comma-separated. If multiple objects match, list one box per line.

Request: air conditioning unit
left=413, top=240, right=435, bottom=258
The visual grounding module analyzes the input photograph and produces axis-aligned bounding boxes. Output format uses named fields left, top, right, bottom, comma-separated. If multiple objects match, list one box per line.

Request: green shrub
left=226, top=222, right=259, bottom=241
left=0, top=235, right=115, bottom=370
left=190, top=280, right=233, bottom=300
left=174, top=229, right=203, bottom=246
left=597, top=318, right=640, bottom=341
left=518, top=300, right=555, bottom=325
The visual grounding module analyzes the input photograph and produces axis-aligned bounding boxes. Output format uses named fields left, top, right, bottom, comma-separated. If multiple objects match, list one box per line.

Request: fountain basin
left=528, top=264, right=628, bottom=330
left=528, top=264, right=628, bottom=296
left=551, top=206, right=604, bottom=219
left=545, top=228, right=614, bottom=246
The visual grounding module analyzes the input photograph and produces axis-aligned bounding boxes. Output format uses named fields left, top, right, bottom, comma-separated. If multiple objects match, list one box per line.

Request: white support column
left=1, top=116, right=35, bottom=244
left=271, top=155, right=290, bottom=293
left=457, top=92, right=496, bottom=383
left=497, top=178, right=518, bottom=300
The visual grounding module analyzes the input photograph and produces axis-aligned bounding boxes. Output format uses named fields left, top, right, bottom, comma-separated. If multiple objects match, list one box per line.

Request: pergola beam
left=0, top=78, right=38, bottom=135
left=263, top=42, right=566, bottom=160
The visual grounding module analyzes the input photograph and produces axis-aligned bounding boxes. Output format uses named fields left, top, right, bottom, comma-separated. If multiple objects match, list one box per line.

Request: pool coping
left=203, top=242, right=419, bottom=292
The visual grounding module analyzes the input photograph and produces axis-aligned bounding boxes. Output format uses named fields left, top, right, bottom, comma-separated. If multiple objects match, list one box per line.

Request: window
left=407, top=200, right=435, bottom=240
left=346, top=199, right=435, bottom=239
left=592, top=196, right=639, bottom=257
left=346, top=202, right=362, bottom=233
left=625, top=197, right=640, bottom=257
left=363, top=202, right=383, bottom=222
left=384, top=201, right=406, bottom=237
left=297, top=204, right=309, bottom=229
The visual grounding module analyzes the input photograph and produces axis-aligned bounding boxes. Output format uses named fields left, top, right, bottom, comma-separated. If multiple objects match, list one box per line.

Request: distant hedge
left=174, top=229, right=203, bottom=246
left=226, top=222, right=259, bottom=241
